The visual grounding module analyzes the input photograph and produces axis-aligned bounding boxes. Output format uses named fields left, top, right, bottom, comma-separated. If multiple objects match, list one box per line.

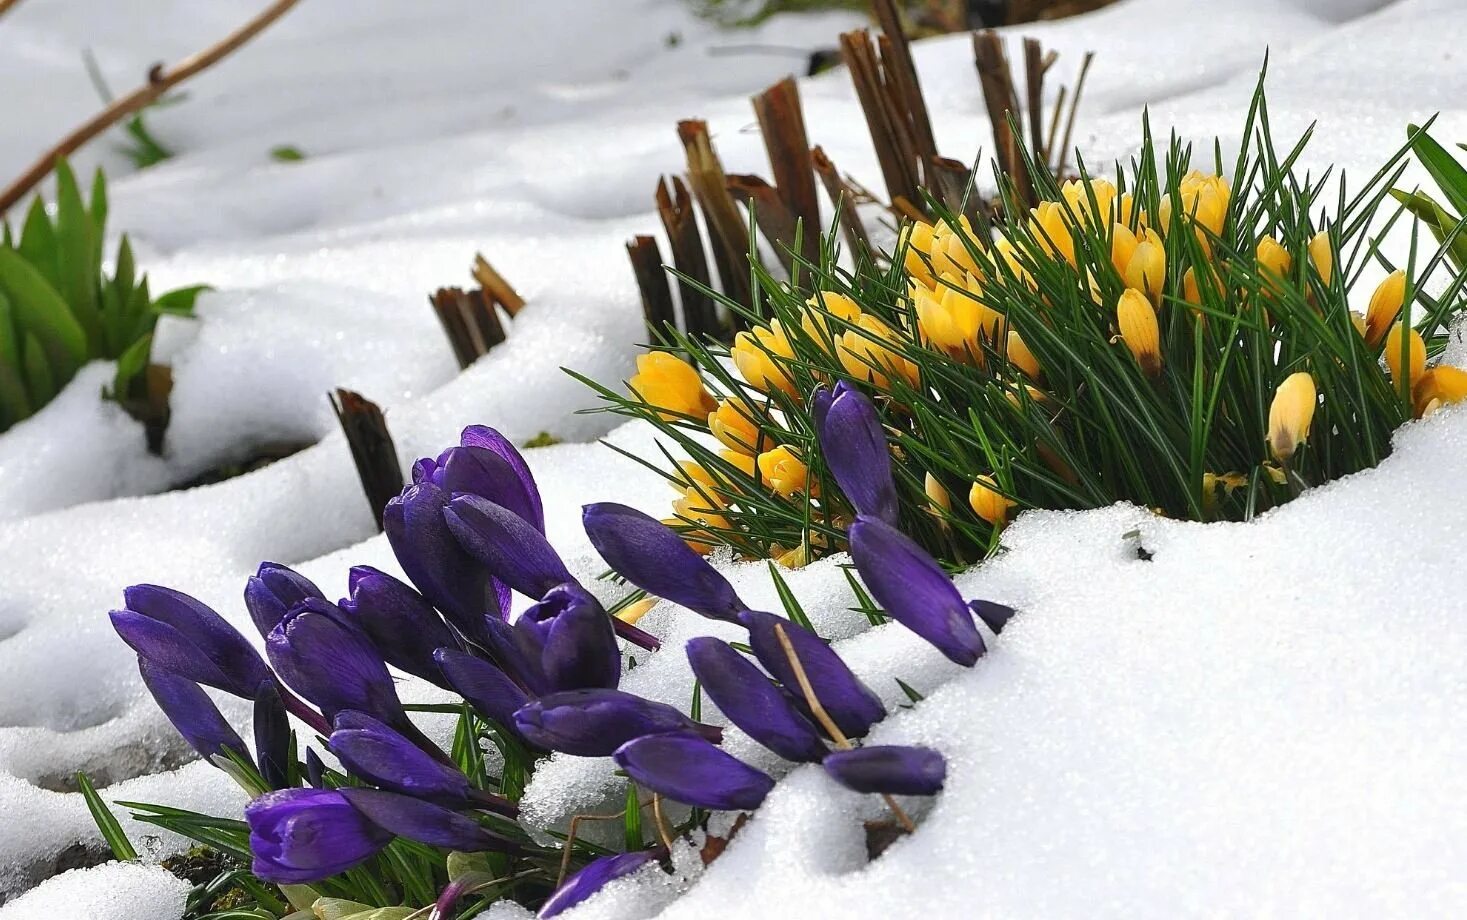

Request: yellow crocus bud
left=628, top=352, right=717, bottom=421
left=929, top=217, right=982, bottom=278
left=731, top=321, right=797, bottom=396
left=1308, top=230, right=1333, bottom=287
left=991, top=234, right=1035, bottom=289
left=1413, top=365, right=1467, bottom=418
left=1365, top=270, right=1406, bottom=347
left=968, top=474, right=1015, bottom=526
left=924, top=471, right=952, bottom=516
left=1060, top=177, right=1119, bottom=227
left=1112, top=223, right=1166, bottom=303
left=900, top=221, right=938, bottom=288
left=1030, top=200, right=1077, bottom=265
left=616, top=596, right=658, bottom=625
left=1006, top=330, right=1041, bottom=378
left=839, top=314, right=919, bottom=389
left=670, top=461, right=716, bottom=492
left=1383, top=322, right=1425, bottom=388
left=801, top=291, right=863, bottom=349
left=707, top=398, right=766, bottom=455
left=914, top=274, right=1001, bottom=358
left=1158, top=171, right=1230, bottom=239
left=1267, top=371, right=1317, bottom=463
left=756, top=445, right=810, bottom=497
left=1116, top=288, right=1162, bottom=376
left=670, top=487, right=733, bottom=554
left=1255, top=235, right=1293, bottom=298
left=719, top=449, right=758, bottom=479
left=774, top=544, right=810, bottom=569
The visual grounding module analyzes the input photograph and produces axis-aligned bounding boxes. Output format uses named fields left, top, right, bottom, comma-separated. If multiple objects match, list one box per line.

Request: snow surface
left=1, top=0, right=1464, bottom=916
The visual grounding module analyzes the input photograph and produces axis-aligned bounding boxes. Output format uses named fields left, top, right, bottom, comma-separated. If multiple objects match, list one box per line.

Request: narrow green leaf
left=113, top=332, right=152, bottom=397
left=76, top=771, right=138, bottom=861
left=0, top=248, right=88, bottom=382
left=766, top=561, right=814, bottom=632
left=153, top=283, right=209, bottom=316
left=623, top=781, right=643, bottom=850
left=0, top=292, right=30, bottom=425
left=89, top=166, right=109, bottom=229
left=22, top=333, right=55, bottom=407
left=17, top=197, right=59, bottom=289
left=1408, top=126, right=1467, bottom=216
left=53, top=159, right=102, bottom=352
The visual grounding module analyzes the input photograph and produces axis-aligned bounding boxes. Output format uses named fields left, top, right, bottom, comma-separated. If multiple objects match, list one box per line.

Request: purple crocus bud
left=969, top=599, right=1017, bottom=634
left=739, top=610, right=885, bottom=739
left=685, top=637, right=826, bottom=763
left=475, top=618, right=551, bottom=696
left=243, top=563, right=325, bottom=639
left=265, top=598, right=407, bottom=728
left=111, top=585, right=272, bottom=699
left=304, top=749, right=327, bottom=788
left=435, top=649, right=532, bottom=734
left=246, top=787, right=393, bottom=884
left=513, top=688, right=718, bottom=757
left=849, top=515, right=986, bottom=667
left=532, top=584, right=620, bottom=692
left=821, top=745, right=946, bottom=796
left=416, top=426, right=545, bottom=532
left=811, top=382, right=898, bottom=525
left=613, top=731, right=774, bottom=810
left=538, top=851, right=660, bottom=919
left=339, top=565, right=459, bottom=684
left=581, top=503, right=745, bottom=622
left=337, top=787, right=521, bottom=853
left=444, top=495, right=573, bottom=600
left=329, top=711, right=514, bottom=815
left=253, top=680, right=291, bottom=789
left=384, top=482, right=501, bottom=642
left=137, top=658, right=248, bottom=763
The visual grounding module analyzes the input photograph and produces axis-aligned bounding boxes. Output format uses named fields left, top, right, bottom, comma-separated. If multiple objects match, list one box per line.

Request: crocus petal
left=253, top=681, right=291, bottom=789
left=513, top=688, right=713, bottom=757
left=245, top=788, right=392, bottom=884
left=969, top=599, right=1017, bottom=634
left=330, top=711, right=474, bottom=806
left=686, top=637, right=826, bottom=763
left=337, top=788, right=520, bottom=853
left=537, top=584, right=621, bottom=692
left=614, top=731, right=773, bottom=810
left=581, top=502, right=745, bottom=621
left=266, top=599, right=407, bottom=727
left=444, top=495, right=573, bottom=600
left=740, top=610, right=885, bottom=739
left=821, top=745, right=946, bottom=796
left=440, top=444, right=545, bottom=534
left=459, top=425, right=545, bottom=533
left=137, top=658, right=248, bottom=763
left=812, top=382, right=898, bottom=525
left=539, top=851, right=660, bottom=919
left=113, top=585, right=272, bottom=699
left=384, top=482, right=501, bottom=640
left=339, top=565, right=459, bottom=684
left=849, top=515, right=986, bottom=667
left=434, top=649, right=535, bottom=743
left=479, top=616, right=551, bottom=695
left=244, top=563, right=325, bottom=639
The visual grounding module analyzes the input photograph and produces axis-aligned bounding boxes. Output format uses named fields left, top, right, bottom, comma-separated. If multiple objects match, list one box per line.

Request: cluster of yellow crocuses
left=627, top=171, right=1467, bottom=554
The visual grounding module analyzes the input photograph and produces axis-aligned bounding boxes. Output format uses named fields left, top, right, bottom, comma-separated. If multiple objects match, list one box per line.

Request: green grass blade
left=76, top=771, right=138, bottom=861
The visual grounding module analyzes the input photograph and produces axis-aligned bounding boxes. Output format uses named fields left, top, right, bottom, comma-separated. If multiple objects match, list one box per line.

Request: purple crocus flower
left=811, top=382, right=898, bottom=525
left=137, top=658, right=248, bottom=763
left=848, top=515, right=986, bottom=667
left=434, top=649, right=534, bottom=740
left=339, top=565, right=459, bottom=685
left=970, top=599, right=1017, bottom=634
left=337, top=787, right=521, bottom=853
left=416, top=425, right=545, bottom=534
left=246, top=787, right=393, bottom=884
left=243, top=562, right=325, bottom=639
left=384, top=481, right=501, bottom=642
left=253, top=680, right=291, bottom=789
left=821, top=745, right=946, bottom=796
left=329, top=711, right=515, bottom=815
left=527, top=584, right=620, bottom=692
left=110, top=585, right=272, bottom=699
left=739, top=610, right=885, bottom=739
left=581, top=502, right=746, bottom=622
left=513, top=688, right=719, bottom=757
left=265, top=598, right=408, bottom=728
left=444, top=494, right=573, bottom=600
left=538, top=851, right=660, bottom=919
left=613, top=731, right=774, bottom=811
left=474, top=617, right=551, bottom=696
left=685, top=637, right=826, bottom=763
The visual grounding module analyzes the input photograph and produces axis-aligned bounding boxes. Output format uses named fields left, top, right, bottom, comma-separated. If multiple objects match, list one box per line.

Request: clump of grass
left=584, top=78, right=1467, bottom=566
left=0, top=161, right=206, bottom=435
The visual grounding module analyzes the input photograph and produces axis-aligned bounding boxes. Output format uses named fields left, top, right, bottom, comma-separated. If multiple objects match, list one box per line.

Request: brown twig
left=1054, top=51, right=1095, bottom=180
left=330, top=388, right=404, bottom=530
left=471, top=253, right=525, bottom=317
left=812, top=146, right=871, bottom=256
left=0, top=0, right=301, bottom=214
left=627, top=235, right=676, bottom=336
left=752, top=77, right=820, bottom=267
left=556, top=809, right=627, bottom=887
left=972, top=29, right=1033, bottom=208
left=651, top=794, right=675, bottom=851
left=656, top=176, right=719, bottom=338
left=772, top=623, right=915, bottom=834
left=0, top=0, right=26, bottom=19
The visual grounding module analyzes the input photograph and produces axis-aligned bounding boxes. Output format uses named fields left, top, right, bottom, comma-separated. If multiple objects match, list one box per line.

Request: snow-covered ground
left=0, top=0, right=1464, bottom=916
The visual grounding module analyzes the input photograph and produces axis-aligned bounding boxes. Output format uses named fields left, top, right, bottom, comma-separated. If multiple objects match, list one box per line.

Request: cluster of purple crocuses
left=110, top=382, right=1014, bottom=918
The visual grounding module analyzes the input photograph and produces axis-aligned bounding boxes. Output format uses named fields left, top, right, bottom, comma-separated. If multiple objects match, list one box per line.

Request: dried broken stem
left=0, top=0, right=300, bottom=214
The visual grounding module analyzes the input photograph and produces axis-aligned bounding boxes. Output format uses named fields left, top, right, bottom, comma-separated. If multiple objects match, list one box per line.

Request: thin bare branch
left=0, top=0, right=301, bottom=214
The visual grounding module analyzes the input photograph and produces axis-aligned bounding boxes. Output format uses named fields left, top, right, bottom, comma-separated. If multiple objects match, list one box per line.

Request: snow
left=1, top=0, right=1465, bottom=916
